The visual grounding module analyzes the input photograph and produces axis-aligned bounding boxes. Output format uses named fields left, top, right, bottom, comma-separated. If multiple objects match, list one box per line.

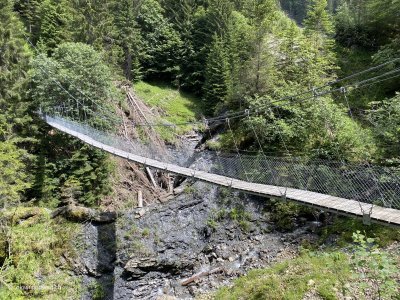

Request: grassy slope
left=213, top=218, right=400, bottom=300
left=134, top=81, right=204, bottom=142
left=0, top=207, right=81, bottom=299
left=215, top=251, right=351, bottom=300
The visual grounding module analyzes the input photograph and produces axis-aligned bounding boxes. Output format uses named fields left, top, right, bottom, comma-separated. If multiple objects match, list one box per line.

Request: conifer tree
left=30, top=43, right=118, bottom=206
left=202, top=36, right=230, bottom=114
left=304, top=0, right=336, bottom=82
left=0, top=0, right=32, bottom=206
left=13, top=0, right=43, bottom=42
left=304, top=0, right=334, bottom=35
left=37, top=0, right=71, bottom=54
left=113, top=0, right=143, bottom=80
left=69, top=0, right=114, bottom=47
left=137, top=0, right=183, bottom=80
left=225, top=10, right=254, bottom=108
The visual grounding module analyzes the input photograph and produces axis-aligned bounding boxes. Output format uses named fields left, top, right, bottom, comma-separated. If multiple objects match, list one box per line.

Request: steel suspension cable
left=131, top=66, right=400, bottom=127
left=245, top=109, right=281, bottom=189
left=204, top=120, right=233, bottom=187
left=339, top=88, right=386, bottom=216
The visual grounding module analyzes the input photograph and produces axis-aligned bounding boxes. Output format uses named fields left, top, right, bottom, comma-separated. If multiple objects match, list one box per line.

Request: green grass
left=134, top=81, right=204, bottom=142
left=318, top=217, right=400, bottom=247
left=0, top=207, right=81, bottom=299
left=215, top=251, right=351, bottom=300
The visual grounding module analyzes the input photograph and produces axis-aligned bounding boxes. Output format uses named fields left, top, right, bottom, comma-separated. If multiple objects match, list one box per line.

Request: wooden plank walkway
left=47, top=119, right=400, bottom=228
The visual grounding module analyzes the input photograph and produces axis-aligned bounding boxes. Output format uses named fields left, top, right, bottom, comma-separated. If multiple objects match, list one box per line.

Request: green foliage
left=0, top=207, right=81, bottom=299
left=0, top=142, right=31, bottom=208
left=215, top=250, right=351, bottom=299
left=69, top=0, right=114, bottom=47
left=137, top=0, right=183, bottom=80
left=31, top=42, right=121, bottom=129
left=304, top=0, right=334, bottom=36
left=15, top=0, right=71, bottom=54
left=334, top=1, right=369, bottom=47
left=141, top=227, right=150, bottom=237
left=244, top=96, right=376, bottom=161
left=335, top=0, right=400, bottom=51
left=202, top=36, right=231, bottom=114
left=215, top=237, right=399, bottom=299
left=29, top=43, right=118, bottom=207
left=207, top=190, right=253, bottom=232
left=88, top=281, right=105, bottom=300
left=367, top=94, right=400, bottom=161
left=351, top=231, right=399, bottom=299
left=112, top=0, right=143, bottom=80
left=0, top=0, right=34, bottom=207
left=225, top=10, right=254, bottom=107
left=304, top=0, right=336, bottom=77
left=269, top=200, right=302, bottom=231
left=36, top=0, right=71, bottom=54
left=33, top=138, right=114, bottom=207
left=318, top=217, right=400, bottom=247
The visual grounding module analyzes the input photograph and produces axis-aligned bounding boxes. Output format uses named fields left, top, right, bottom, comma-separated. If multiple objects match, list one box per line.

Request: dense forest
left=0, top=0, right=399, bottom=298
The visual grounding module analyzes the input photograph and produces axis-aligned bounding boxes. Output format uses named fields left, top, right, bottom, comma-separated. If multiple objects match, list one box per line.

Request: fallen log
left=180, top=267, right=223, bottom=286
left=51, top=205, right=116, bottom=223
left=146, top=167, right=158, bottom=188
left=137, top=190, right=143, bottom=208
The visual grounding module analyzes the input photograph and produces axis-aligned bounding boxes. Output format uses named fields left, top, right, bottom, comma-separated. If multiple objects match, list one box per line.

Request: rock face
left=75, top=180, right=319, bottom=300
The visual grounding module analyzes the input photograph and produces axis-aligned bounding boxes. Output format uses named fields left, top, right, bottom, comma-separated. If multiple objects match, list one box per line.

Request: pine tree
left=30, top=42, right=118, bottom=206
left=37, top=0, right=71, bottom=54
left=202, top=36, right=230, bottom=114
left=69, top=0, right=114, bottom=47
left=15, top=0, right=71, bottom=54
left=137, top=0, right=183, bottom=80
left=13, top=0, right=43, bottom=42
left=113, top=0, right=143, bottom=80
left=304, top=0, right=334, bottom=35
left=304, top=0, right=336, bottom=83
left=225, top=10, right=254, bottom=108
left=0, top=0, right=32, bottom=206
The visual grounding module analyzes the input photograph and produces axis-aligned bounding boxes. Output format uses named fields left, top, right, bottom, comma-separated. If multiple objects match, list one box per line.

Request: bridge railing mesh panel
left=46, top=116, right=400, bottom=209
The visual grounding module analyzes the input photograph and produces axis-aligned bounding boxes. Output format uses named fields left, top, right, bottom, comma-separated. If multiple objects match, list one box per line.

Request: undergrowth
left=0, top=207, right=81, bottom=299
left=215, top=233, right=399, bottom=300
left=215, top=250, right=351, bottom=300
left=318, top=217, right=400, bottom=247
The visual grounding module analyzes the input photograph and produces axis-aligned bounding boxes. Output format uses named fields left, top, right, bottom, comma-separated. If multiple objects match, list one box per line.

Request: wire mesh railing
left=45, top=115, right=400, bottom=210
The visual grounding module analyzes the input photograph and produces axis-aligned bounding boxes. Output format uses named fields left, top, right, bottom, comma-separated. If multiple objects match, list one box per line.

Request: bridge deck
left=47, top=119, right=400, bottom=228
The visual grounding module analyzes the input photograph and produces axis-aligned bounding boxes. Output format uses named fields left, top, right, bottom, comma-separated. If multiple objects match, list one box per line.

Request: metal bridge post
left=281, top=188, right=288, bottom=203
left=363, top=213, right=372, bottom=226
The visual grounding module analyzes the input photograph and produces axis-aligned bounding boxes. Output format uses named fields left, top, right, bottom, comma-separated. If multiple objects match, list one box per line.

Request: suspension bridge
left=33, top=45, right=400, bottom=228
left=42, top=114, right=400, bottom=228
